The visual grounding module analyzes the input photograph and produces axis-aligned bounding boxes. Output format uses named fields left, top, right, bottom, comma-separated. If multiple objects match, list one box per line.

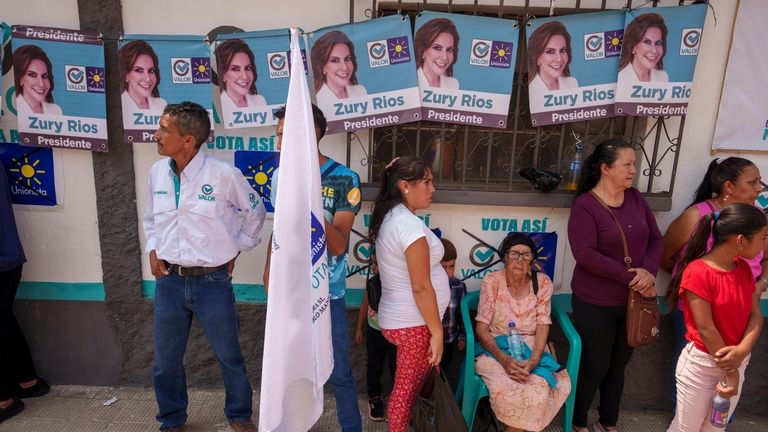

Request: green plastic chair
left=460, top=290, right=581, bottom=431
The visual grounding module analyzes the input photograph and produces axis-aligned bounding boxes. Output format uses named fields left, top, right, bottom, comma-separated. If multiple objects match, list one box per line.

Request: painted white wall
left=1, top=0, right=104, bottom=283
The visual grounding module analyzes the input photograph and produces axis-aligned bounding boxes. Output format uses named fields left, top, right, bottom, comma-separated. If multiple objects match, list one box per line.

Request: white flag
left=258, top=28, right=333, bottom=432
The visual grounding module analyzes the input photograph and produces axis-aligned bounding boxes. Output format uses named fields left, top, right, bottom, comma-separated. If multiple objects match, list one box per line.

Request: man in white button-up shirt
left=142, top=102, right=265, bottom=432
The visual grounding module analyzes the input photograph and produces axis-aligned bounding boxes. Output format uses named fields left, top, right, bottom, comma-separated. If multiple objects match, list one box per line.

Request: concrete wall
left=4, top=0, right=768, bottom=415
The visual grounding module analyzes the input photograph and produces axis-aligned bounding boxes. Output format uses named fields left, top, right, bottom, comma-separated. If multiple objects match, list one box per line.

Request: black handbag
left=409, top=366, right=468, bottom=432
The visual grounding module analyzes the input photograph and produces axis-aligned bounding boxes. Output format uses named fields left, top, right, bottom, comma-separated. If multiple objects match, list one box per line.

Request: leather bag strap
left=589, top=191, right=632, bottom=270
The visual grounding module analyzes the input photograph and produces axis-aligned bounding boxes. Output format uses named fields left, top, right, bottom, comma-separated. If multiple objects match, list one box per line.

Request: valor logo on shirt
left=199, top=184, right=215, bottom=201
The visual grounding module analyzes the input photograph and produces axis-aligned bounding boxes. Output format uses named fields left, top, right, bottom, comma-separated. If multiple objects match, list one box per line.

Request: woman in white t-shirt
left=368, top=156, right=450, bottom=432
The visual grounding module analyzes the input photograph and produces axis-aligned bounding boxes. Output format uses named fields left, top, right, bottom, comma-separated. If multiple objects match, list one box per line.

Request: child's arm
left=715, top=288, right=763, bottom=373
left=685, top=290, right=728, bottom=356
left=355, top=286, right=370, bottom=345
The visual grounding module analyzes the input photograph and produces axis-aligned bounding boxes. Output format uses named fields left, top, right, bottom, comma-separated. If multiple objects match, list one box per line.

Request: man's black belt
left=167, top=263, right=226, bottom=277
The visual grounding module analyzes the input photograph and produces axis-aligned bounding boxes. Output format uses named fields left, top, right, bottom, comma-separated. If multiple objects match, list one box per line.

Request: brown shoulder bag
left=590, top=191, right=660, bottom=347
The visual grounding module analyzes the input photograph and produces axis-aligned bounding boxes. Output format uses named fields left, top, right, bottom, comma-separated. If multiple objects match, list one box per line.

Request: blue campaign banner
left=119, top=35, right=213, bottom=143
left=12, top=25, right=107, bottom=152
left=0, top=142, right=56, bottom=206
left=527, top=11, right=625, bottom=126
left=615, top=4, right=707, bottom=116
left=529, top=232, right=557, bottom=281
left=309, top=15, right=420, bottom=134
left=214, top=29, right=307, bottom=130
left=234, top=150, right=279, bottom=213
left=414, top=11, right=518, bottom=128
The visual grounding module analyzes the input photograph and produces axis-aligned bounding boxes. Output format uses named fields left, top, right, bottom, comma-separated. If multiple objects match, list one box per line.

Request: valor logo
left=199, top=184, right=215, bottom=201
left=268, top=49, right=307, bottom=78
left=368, top=40, right=390, bottom=67
left=65, top=65, right=87, bottom=92
left=469, top=243, right=497, bottom=267
left=680, top=28, right=702, bottom=56
left=353, top=238, right=373, bottom=263
left=268, top=51, right=289, bottom=78
left=470, top=39, right=491, bottom=66
left=171, top=58, right=193, bottom=83
left=584, top=34, right=605, bottom=60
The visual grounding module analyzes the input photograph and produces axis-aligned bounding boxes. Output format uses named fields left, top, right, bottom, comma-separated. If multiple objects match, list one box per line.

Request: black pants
left=440, top=340, right=460, bottom=392
left=0, top=265, right=38, bottom=401
left=366, top=324, right=396, bottom=399
left=572, top=296, right=634, bottom=428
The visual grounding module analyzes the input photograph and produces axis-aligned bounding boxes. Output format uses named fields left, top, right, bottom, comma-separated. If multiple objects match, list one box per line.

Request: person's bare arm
left=661, top=207, right=699, bottom=273
left=405, top=238, right=443, bottom=366
left=326, top=210, right=355, bottom=257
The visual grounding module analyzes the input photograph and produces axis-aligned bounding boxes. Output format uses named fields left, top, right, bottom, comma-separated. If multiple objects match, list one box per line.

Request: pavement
left=1, top=386, right=767, bottom=431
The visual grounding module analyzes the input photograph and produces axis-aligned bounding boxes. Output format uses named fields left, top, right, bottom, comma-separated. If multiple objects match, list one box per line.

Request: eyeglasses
left=506, top=251, right=534, bottom=261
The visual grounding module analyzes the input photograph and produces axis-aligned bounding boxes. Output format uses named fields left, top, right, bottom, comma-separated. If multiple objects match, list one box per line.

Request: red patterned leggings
left=381, top=325, right=432, bottom=432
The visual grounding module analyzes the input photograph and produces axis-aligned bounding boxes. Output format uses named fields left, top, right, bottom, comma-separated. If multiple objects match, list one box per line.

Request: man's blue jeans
left=329, top=297, right=362, bottom=432
left=153, top=269, right=252, bottom=429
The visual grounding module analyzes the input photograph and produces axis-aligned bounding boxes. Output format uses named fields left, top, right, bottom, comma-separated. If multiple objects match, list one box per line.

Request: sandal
left=0, top=398, right=24, bottom=423
left=594, top=422, right=618, bottom=432
left=18, top=378, right=50, bottom=398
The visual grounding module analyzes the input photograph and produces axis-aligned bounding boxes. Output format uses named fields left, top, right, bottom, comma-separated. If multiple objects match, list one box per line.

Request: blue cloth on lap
left=475, top=335, right=561, bottom=388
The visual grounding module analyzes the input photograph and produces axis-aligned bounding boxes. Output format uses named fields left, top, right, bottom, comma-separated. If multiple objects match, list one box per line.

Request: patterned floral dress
left=475, top=269, right=571, bottom=431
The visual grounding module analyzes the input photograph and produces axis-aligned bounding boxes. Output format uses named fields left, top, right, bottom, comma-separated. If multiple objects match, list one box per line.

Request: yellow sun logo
left=8, top=156, right=46, bottom=187
left=244, top=161, right=275, bottom=198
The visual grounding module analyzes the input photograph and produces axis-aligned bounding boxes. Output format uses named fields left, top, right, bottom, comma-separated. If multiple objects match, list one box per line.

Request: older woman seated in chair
left=475, top=233, right=571, bottom=432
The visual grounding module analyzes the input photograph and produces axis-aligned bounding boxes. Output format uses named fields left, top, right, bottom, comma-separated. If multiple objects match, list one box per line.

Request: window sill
left=360, top=185, right=672, bottom=211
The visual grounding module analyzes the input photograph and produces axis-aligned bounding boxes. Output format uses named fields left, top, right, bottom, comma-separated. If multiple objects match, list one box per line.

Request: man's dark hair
left=163, top=101, right=211, bottom=148
left=273, top=103, right=328, bottom=141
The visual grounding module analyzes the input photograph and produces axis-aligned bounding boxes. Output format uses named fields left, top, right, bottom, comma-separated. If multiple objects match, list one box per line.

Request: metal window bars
left=352, top=0, right=689, bottom=210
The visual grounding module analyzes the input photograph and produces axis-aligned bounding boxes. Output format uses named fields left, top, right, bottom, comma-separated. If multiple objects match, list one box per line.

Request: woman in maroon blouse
left=567, top=139, right=663, bottom=432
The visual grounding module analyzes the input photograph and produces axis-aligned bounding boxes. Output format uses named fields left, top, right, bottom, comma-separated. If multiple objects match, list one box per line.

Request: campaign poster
left=119, top=35, right=213, bottom=143
left=11, top=25, right=107, bottom=152
left=614, top=4, right=707, bottom=117
left=712, top=0, right=767, bottom=151
left=413, top=11, right=518, bottom=128
left=214, top=29, right=308, bottom=130
left=0, top=143, right=56, bottom=206
left=526, top=11, right=625, bottom=126
left=308, top=15, right=420, bottom=134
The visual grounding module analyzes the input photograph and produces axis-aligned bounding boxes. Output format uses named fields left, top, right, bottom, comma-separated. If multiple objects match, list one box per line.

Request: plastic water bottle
left=709, top=380, right=730, bottom=428
left=507, top=321, right=525, bottom=361
left=567, top=145, right=583, bottom=191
